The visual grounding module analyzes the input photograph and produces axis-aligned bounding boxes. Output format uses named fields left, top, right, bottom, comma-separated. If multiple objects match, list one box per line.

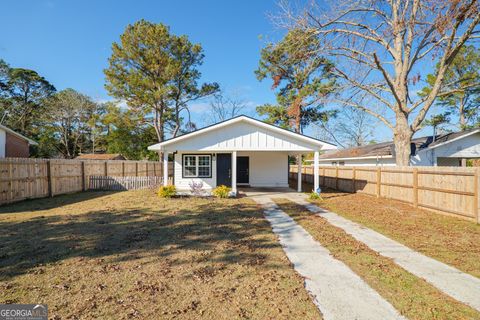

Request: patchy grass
left=0, top=191, right=321, bottom=320
left=305, top=188, right=480, bottom=279
left=274, top=198, right=480, bottom=320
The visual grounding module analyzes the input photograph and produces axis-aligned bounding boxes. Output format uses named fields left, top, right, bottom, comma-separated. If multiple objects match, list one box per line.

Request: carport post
left=297, top=154, right=302, bottom=192
left=231, top=151, right=237, bottom=195
left=314, top=151, right=319, bottom=194
left=163, top=151, right=169, bottom=186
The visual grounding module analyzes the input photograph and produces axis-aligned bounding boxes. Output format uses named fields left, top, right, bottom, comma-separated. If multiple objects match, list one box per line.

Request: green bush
left=309, top=192, right=322, bottom=200
left=158, top=185, right=177, bottom=198
left=212, top=185, right=231, bottom=198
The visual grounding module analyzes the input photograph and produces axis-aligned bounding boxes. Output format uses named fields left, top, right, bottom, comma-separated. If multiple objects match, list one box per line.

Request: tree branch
left=332, top=98, right=393, bottom=129
left=373, top=52, right=402, bottom=108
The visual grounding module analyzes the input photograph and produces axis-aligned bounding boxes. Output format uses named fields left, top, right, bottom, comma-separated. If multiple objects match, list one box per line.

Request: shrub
left=309, top=192, right=322, bottom=200
left=212, top=185, right=231, bottom=198
left=158, top=185, right=177, bottom=198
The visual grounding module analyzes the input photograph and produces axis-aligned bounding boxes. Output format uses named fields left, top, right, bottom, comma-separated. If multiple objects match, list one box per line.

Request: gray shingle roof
left=319, top=128, right=480, bottom=160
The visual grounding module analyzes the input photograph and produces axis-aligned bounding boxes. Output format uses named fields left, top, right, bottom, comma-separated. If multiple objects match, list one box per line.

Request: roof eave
left=317, top=155, right=394, bottom=161
left=147, top=115, right=337, bottom=151
left=0, top=124, right=38, bottom=145
left=425, top=128, right=480, bottom=151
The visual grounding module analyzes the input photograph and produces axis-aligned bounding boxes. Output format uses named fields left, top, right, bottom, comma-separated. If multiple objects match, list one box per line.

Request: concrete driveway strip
left=285, top=194, right=480, bottom=312
left=253, top=196, right=405, bottom=320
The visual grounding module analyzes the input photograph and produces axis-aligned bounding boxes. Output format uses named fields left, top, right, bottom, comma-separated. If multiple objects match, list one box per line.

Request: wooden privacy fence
left=290, top=165, right=480, bottom=223
left=0, top=158, right=173, bottom=205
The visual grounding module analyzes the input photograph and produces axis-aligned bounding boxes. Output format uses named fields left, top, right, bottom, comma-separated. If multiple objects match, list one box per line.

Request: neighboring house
left=75, top=153, right=126, bottom=160
left=0, top=124, right=37, bottom=158
left=148, top=115, right=337, bottom=195
left=314, top=128, right=480, bottom=167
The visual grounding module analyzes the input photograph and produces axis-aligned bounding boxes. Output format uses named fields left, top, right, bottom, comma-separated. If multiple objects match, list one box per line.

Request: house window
left=332, top=162, right=337, bottom=166
left=339, top=161, right=345, bottom=166
left=183, top=154, right=211, bottom=178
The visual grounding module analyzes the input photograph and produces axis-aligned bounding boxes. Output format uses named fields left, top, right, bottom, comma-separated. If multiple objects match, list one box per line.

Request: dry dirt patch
left=0, top=190, right=320, bottom=320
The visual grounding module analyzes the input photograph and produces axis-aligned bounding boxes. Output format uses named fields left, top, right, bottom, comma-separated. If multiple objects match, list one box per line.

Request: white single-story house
left=313, top=128, right=480, bottom=167
left=148, top=115, right=337, bottom=195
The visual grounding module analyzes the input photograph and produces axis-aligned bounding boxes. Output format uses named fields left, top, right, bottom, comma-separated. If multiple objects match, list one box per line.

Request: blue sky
left=0, top=0, right=280, bottom=121
left=2, top=0, right=443, bottom=143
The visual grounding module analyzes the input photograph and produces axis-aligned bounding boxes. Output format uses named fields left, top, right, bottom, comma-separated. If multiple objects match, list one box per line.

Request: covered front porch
left=160, top=150, right=321, bottom=196
left=148, top=116, right=335, bottom=195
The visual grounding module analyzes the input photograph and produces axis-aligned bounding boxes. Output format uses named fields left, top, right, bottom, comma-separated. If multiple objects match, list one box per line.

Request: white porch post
left=314, top=151, right=319, bottom=193
left=231, top=151, right=237, bottom=195
left=297, top=154, right=302, bottom=192
left=163, top=151, right=169, bottom=186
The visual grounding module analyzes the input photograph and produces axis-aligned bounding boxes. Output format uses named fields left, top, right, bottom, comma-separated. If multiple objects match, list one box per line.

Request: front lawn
left=0, top=191, right=321, bottom=320
left=307, top=188, right=480, bottom=279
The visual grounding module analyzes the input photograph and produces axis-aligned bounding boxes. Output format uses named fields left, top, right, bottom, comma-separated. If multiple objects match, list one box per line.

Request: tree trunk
left=295, top=116, right=301, bottom=133
left=173, top=104, right=181, bottom=137
left=153, top=107, right=165, bottom=143
left=393, top=115, right=413, bottom=166
left=172, top=123, right=180, bottom=138
left=459, top=97, right=466, bottom=129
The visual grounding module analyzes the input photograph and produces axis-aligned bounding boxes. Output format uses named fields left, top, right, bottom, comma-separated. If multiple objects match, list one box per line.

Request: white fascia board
left=314, top=155, right=394, bottom=162
left=0, top=124, right=38, bottom=145
left=425, top=129, right=480, bottom=151
left=147, top=116, right=337, bottom=151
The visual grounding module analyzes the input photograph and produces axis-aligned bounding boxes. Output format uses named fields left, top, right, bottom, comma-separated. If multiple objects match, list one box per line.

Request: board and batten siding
left=164, top=122, right=319, bottom=152
left=174, top=151, right=289, bottom=190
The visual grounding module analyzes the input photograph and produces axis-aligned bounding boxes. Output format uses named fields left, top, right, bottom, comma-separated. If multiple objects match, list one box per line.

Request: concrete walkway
left=252, top=195, right=405, bottom=320
left=284, top=193, right=480, bottom=312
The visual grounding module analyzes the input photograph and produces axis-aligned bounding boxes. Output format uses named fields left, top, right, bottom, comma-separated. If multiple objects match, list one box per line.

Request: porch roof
left=148, top=115, right=337, bottom=153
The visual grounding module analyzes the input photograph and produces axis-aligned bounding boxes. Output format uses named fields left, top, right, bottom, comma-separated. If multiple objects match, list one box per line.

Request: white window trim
left=183, top=154, right=212, bottom=178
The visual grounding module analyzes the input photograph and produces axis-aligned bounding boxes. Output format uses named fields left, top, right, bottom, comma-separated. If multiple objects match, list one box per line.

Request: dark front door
left=216, top=153, right=232, bottom=187
left=237, top=156, right=249, bottom=184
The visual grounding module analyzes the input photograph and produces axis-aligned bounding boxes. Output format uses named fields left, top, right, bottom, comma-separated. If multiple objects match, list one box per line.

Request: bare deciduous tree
left=336, top=106, right=377, bottom=147
left=280, top=0, right=480, bottom=165
left=207, top=92, right=247, bottom=124
left=315, top=105, right=377, bottom=148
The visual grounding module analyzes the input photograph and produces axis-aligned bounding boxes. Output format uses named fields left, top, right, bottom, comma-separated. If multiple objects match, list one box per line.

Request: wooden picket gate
left=89, top=176, right=166, bottom=190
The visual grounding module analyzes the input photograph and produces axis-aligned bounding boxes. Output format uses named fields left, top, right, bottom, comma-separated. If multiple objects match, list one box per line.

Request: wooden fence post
left=413, top=168, right=418, bottom=208
left=122, top=162, right=125, bottom=177
left=8, top=160, right=13, bottom=202
left=376, top=167, right=381, bottom=198
left=352, top=167, right=356, bottom=193
left=322, top=167, right=325, bottom=186
left=146, top=163, right=149, bottom=176
left=47, top=160, right=54, bottom=197
left=104, top=161, right=108, bottom=176
left=335, top=166, right=339, bottom=190
left=475, top=168, right=479, bottom=224
left=135, top=162, right=139, bottom=176
left=81, top=161, right=86, bottom=191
